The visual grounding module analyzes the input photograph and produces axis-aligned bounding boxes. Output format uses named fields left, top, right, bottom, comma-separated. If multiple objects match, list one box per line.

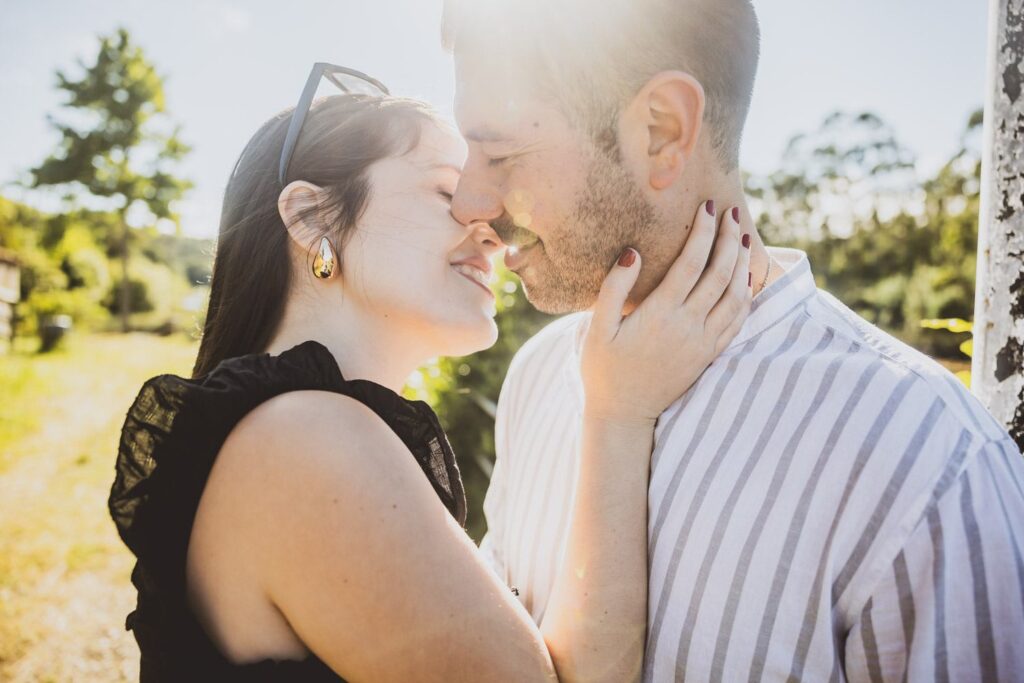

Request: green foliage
left=20, top=289, right=107, bottom=337
left=750, top=108, right=982, bottom=357
left=102, top=277, right=153, bottom=315
left=143, top=233, right=214, bottom=286
left=920, top=318, right=974, bottom=386
left=55, top=226, right=112, bottom=292
left=1, top=191, right=212, bottom=340
left=95, top=254, right=207, bottom=340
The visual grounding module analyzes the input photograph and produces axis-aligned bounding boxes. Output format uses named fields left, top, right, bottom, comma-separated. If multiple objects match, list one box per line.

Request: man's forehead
left=454, top=68, right=562, bottom=141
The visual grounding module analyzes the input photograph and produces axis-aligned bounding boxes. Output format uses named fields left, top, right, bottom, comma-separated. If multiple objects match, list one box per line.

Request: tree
left=747, top=109, right=982, bottom=358
left=974, top=0, right=1024, bottom=449
left=29, top=28, right=191, bottom=332
left=745, top=111, right=917, bottom=244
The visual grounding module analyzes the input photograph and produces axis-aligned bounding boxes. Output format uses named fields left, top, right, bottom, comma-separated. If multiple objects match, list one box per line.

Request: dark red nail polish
left=742, top=233, right=751, bottom=249
left=618, top=248, right=637, bottom=268
left=706, top=200, right=715, bottom=216
left=748, top=272, right=752, bottom=287
left=732, top=207, right=741, bottom=223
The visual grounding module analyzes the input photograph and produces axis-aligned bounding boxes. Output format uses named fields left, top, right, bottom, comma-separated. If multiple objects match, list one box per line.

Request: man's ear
left=278, top=180, right=325, bottom=251
left=619, top=71, right=705, bottom=191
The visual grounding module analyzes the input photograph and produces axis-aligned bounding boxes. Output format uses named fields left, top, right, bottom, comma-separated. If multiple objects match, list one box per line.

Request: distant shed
left=0, top=248, right=20, bottom=350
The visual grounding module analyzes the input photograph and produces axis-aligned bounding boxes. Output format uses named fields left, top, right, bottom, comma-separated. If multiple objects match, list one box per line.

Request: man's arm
left=845, top=438, right=1024, bottom=682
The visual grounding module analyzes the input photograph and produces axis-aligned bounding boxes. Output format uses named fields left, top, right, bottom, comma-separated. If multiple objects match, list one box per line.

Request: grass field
left=0, top=332, right=198, bottom=682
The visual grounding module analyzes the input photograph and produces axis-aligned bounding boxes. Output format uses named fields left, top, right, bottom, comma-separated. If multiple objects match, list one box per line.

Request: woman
left=108, top=75, right=752, bottom=681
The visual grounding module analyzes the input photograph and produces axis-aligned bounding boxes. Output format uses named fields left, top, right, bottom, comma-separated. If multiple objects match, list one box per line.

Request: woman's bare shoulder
left=221, top=390, right=403, bottom=478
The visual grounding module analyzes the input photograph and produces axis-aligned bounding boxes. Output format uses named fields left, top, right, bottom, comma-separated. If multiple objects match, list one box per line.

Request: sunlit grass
left=0, top=332, right=198, bottom=682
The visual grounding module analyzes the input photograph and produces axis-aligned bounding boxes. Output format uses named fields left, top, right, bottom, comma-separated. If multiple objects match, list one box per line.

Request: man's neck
left=694, top=166, right=786, bottom=298
left=687, top=187, right=776, bottom=298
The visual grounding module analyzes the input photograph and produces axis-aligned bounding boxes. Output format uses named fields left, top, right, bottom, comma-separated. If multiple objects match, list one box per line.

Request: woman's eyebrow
left=428, top=162, right=463, bottom=175
left=465, top=128, right=508, bottom=143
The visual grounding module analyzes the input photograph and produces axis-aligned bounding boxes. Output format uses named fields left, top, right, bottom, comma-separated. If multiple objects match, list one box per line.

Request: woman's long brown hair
left=192, top=94, right=436, bottom=378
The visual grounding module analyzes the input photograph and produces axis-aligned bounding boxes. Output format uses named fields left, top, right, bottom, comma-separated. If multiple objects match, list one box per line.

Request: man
left=444, top=0, right=1024, bottom=681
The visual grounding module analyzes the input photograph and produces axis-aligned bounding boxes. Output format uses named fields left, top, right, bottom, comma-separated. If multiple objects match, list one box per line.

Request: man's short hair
left=443, top=0, right=760, bottom=170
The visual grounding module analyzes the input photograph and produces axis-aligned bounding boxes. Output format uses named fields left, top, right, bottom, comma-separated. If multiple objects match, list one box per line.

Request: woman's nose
left=470, top=221, right=505, bottom=256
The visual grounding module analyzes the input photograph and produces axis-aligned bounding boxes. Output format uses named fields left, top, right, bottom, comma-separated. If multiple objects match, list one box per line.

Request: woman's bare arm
left=539, top=416, right=655, bottom=682
left=222, top=390, right=558, bottom=683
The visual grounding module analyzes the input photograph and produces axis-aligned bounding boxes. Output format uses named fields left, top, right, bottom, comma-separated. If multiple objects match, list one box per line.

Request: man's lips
left=492, top=219, right=537, bottom=249
left=504, top=240, right=540, bottom=272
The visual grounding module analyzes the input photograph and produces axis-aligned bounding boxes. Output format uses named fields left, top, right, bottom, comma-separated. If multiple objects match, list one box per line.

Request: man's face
left=451, top=58, right=657, bottom=314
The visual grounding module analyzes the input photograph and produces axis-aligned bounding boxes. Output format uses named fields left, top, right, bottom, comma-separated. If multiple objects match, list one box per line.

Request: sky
left=0, top=0, right=990, bottom=239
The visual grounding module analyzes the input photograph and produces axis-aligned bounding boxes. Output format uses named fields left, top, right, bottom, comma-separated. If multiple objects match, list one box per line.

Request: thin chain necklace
left=756, top=256, right=773, bottom=296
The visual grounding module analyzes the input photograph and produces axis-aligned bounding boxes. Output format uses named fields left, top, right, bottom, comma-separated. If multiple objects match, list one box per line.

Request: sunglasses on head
left=278, top=62, right=390, bottom=186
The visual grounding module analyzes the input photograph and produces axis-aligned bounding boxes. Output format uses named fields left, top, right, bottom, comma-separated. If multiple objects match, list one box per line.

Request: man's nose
left=451, top=173, right=504, bottom=227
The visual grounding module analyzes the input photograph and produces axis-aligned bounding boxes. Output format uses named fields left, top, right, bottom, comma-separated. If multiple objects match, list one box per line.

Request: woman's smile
left=451, top=261, right=496, bottom=298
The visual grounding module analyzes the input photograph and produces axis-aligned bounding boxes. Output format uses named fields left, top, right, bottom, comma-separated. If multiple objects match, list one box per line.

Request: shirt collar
left=560, top=247, right=817, bottom=403
left=725, top=247, right=817, bottom=351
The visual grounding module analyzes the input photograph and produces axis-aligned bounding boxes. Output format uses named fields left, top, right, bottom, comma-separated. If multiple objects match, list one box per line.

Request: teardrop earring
left=312, top=236, right=338, bottom=280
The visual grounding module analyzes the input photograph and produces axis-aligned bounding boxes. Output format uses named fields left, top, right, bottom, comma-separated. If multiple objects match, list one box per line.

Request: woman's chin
left=441, top=319, right=499, bottom=358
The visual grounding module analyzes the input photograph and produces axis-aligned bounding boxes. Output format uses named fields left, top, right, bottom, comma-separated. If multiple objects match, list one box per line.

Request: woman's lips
left=452, top=266, right=496, bottom=299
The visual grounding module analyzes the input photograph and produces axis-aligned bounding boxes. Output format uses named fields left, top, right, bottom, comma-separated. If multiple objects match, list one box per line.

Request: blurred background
left=0, top=0, right=988, bottom=680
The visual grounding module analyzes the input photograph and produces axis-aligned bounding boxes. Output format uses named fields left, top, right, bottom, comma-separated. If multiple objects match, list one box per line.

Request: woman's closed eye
left=438, top=190, right=454, bottom=203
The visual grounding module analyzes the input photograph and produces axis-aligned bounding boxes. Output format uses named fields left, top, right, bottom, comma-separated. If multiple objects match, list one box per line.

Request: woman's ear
left=619, top=71, right=705, bottom=191
left=278, top=180, right=326, bottom=251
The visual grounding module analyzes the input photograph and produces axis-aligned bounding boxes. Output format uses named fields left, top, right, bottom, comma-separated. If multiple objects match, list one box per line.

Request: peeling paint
left=996, top=337, right=1024, bottom=383
left=1004, top=3, right=1024, bottom=104
left=999, top=189, right=1018, bottom=221
left=978, top=0, right=1024, bottom=451
left=1012, top=271, right=1024, bottom=318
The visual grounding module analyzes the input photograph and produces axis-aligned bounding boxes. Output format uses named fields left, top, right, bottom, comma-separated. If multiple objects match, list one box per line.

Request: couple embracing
left=109, top=0, right=1024, bottom=681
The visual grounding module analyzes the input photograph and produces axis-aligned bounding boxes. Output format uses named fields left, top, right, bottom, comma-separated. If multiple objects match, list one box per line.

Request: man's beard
left=510, top=147, right=658, bottom=314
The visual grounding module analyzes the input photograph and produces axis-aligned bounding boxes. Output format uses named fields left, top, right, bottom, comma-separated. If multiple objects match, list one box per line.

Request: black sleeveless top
left=108, top=340, right=467, bottom=681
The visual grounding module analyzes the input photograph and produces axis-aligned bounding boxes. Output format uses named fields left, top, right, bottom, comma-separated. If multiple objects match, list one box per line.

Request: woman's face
left=339, top=121, right=504, bottom=357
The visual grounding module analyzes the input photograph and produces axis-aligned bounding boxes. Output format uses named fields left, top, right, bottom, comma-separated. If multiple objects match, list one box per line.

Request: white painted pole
left=973, top=0, right=1024, bottom=449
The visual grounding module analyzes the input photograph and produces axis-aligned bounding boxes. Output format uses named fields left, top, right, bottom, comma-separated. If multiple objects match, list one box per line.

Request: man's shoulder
left=806, top=288, right=1008, bottom=443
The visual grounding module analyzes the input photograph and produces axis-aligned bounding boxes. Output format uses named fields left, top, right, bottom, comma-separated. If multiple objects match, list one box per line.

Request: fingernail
left=705, top=200, right=715, bottom=216
left=748, top=272, right=752, bottom=287
left=618, top=248, right=637, bottom=268
left=732, top=207, right=741, bottom=223
left=742, top=233, right=751, bottom=249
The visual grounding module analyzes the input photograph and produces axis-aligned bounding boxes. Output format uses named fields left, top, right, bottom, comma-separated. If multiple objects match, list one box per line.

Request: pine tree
left=30, top=27, right=191, bottom=332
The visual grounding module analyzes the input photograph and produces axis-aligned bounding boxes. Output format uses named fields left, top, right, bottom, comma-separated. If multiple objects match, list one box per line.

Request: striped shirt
left=481, top=247, right=1024, bottom=682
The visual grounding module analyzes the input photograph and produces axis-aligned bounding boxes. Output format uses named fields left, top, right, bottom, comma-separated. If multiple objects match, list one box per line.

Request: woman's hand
left=581, top=201, right=753, bottom=427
